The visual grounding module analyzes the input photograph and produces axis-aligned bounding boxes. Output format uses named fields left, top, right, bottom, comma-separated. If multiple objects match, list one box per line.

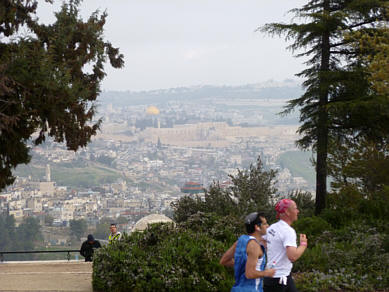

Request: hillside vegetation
left=15, top=162, right=122, bottom=188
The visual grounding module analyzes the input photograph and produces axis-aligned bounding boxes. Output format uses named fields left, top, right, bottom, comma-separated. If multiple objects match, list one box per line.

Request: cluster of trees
left=171, top=157, right=278, bottom=222
left=0, top=215, right=111, bottom=254
left=0, top=214, right=42, bottom=260
left=69, top=219, right=87, bottom=241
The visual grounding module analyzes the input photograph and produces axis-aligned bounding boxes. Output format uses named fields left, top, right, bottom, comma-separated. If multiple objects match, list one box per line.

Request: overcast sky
left=37, top=0, right=307, bottom=91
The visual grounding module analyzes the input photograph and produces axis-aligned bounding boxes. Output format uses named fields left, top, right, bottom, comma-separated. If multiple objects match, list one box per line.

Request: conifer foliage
left=261, top=0, right=388, bottom=214
left=0, top=0, right=124, bottom=189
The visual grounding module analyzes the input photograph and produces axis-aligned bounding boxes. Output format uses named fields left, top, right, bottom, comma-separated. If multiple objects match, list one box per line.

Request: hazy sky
left=37, top=0, right=307, bottom=91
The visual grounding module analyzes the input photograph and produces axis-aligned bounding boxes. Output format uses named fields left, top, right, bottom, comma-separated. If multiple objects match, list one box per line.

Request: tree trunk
left=315, top=0, right=330, bottom=215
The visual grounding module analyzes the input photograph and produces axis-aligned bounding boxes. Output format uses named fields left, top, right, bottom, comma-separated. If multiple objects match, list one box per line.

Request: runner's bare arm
left=245, top=241, right=275, bottom=279
left=220, top=241, right=237, bottom=267
left=286, top=233, right=307, bottom=262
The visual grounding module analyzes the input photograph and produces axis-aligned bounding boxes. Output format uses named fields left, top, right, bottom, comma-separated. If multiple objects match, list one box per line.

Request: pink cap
left=275, top=199, right=293, bottom=218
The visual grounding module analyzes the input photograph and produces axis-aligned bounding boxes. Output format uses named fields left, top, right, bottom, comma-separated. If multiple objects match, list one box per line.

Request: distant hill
left=98, top=81, right=304, bottom=107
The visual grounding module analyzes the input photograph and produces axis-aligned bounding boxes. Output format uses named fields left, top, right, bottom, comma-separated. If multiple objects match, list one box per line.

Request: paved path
left=0, top=261, right=92, bottom=291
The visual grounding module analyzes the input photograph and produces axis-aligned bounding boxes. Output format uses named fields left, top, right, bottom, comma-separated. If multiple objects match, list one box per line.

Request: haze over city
left=37, top=0, right=307, bottom=91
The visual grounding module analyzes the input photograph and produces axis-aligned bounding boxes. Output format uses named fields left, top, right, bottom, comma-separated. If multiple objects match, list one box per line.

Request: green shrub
left=294, top=222, right=389, bottom=291
left=178, top=212, right=242, bottom=244
left=323, top=186, right=389, bottom=228
left=292, top=216, right=332, bottom=244
left=319, top=207, right=354, bottom=228
left=92, top=223, right=234, bottom=292
left=296, top=270, right=376, bottom=292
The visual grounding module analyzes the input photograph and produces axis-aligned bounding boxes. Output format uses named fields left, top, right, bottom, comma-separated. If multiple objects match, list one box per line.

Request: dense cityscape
left=0, top=84, right=315, bottom=245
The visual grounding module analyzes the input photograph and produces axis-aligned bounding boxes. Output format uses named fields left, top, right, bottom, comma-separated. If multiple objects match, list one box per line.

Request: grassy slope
left=14, top=162, right=122, bottom=188
left=277, top=151, right=315, bottom=187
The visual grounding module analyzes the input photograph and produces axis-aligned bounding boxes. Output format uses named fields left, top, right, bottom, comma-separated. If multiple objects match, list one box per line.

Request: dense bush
left=320, top=185, right=389, bottom=229
left=178, top=212, right=242, bottom=244
left=92, top=220, right=237, bottom=292
left=294, top=222, right=389, bottom=291
left=289, top=189, right=389, bottom=291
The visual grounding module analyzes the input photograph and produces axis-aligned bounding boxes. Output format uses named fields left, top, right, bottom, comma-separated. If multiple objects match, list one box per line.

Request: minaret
left=46, top=164, right=51, bottom=182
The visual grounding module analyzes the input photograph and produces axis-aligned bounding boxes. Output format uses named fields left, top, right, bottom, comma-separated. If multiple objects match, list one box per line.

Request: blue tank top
left=231, top=235, right=267, bottom=292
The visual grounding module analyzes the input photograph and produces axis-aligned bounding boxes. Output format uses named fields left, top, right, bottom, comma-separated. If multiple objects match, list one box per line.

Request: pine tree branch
left=330, top=50, right=357, bottom=55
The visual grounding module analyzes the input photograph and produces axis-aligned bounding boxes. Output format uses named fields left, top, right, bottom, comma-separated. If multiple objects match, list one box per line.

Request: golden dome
left=146, top=106, right=160, bottom=115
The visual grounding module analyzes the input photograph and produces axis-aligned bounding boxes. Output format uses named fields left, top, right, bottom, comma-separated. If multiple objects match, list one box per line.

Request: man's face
left=286, top=201, right=299, bottom=222
left=259, top=216, right=269, bottom=235
left=110, top=225, right=117, bottom=234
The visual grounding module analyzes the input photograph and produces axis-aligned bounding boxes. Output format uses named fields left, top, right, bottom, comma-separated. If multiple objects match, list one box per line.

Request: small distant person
left=264, top=199, right=308, bottom=292
left=108, top=223, right=122, bottom=244
left=80, top=234, right=101, bottom=262
left=220, top=212, right=276, bottom=292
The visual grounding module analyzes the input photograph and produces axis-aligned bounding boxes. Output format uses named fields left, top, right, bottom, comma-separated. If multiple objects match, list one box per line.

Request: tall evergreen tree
left=332, top=24, right=389, bottom=142
left=261, top=0, right=387, bottom=214
left=0, top=0, right=124, bottom=190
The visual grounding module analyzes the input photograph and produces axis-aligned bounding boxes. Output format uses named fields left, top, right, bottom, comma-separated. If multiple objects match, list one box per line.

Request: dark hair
left=244, top=212, right=264, bottom=234
left=110, top=223, right=117, bottom=227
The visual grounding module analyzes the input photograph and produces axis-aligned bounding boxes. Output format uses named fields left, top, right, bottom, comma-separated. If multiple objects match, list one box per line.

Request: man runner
left=220, top=212, right=276, bottom=292
left=264, top=199, right=308, bottom=292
